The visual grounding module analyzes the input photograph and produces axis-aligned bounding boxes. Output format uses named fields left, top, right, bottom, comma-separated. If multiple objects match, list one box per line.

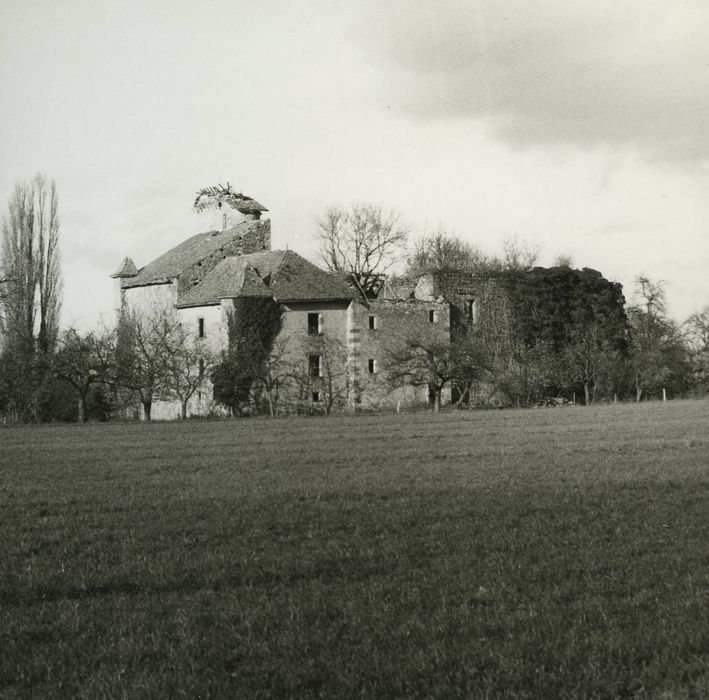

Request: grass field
left=1, top=401, right=708, bottom=698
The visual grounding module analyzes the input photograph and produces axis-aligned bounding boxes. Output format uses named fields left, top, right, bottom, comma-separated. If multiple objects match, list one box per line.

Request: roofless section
left=193, top=184, right=268, bottom=223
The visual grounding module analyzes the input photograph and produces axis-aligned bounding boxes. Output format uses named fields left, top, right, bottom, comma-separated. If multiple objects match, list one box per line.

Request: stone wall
left=275, top=300, right=351, bottom=412
left=416, top=271, right=505, bottom=336
left=119, top=270, right=457, bottom=417
left=121, top=281, right=177, bottom=316
left=193, top=204, right=258, bottom=232
left=350, top=297, right=451, bottom=410
left=119, top=284, right=225, bottom=420
left=176, top=220, right=271, bottom=297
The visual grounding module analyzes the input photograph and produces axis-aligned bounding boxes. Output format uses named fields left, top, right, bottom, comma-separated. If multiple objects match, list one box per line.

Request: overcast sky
left=1, top=0, right=707, bottom=330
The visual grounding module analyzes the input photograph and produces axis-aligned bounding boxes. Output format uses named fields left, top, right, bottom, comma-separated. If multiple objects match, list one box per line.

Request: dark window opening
left=308, top=313, right=321, bottom=335
left=312, top=391, right=321, bottom=402
left=198, top=318, right=205, bottom=338
left=429, top=309, right=438, bottom=323
left=309, top=354, right=322, bottom=377
left=199, top=358, right=205, bottom=376
left=368, top=358, right=377, bottom=374
left=465, top=299, right=478, bottom=323
left=369, top=315, right=377, bottom=330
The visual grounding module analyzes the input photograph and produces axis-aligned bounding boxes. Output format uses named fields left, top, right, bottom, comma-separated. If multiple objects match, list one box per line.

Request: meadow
left=1, top=400, right=708, bottom=698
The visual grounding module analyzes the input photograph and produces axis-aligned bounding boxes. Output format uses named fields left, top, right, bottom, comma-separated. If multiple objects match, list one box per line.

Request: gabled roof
left=241, top=250, right=355, bottom=302
left=177, top=259, right=271, bottom=308
left=174, top=250, right=355, bottom=307
left=122, top=220, right=263, bottom=288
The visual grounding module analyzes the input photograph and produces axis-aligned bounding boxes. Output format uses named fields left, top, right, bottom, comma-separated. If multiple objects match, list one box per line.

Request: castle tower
left=193, top=185, right=269, bottom=231
left=110, top=256, right=138, bottom=311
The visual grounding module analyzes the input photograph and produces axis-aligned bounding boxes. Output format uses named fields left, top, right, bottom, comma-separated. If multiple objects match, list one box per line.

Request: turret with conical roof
left=111, top=257, right=138, bottom=279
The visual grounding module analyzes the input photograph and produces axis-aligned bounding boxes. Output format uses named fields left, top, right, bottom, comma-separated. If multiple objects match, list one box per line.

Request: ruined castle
left=112, top=190, right=454, bottom=419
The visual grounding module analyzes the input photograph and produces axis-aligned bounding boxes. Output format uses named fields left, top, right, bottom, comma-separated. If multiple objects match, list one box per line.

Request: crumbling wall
left=350, top=297, right=451, bottom=410
left=176, top=220, right=271, bottom=297
left=415, top=271, right=505, bottom=338
left=194, top=203, right=253, bottom=232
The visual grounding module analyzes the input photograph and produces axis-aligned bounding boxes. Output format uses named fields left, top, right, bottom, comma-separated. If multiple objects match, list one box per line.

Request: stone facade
left=175, top=220, right=271, bottom=297
left=349, top=297, right=451, bottom=410
left=113, top=206, right=459, bottom=418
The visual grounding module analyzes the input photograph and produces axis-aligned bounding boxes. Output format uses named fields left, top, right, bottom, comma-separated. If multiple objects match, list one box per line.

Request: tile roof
left=176, top=259, right=271, bottom=308
left=175, top=250, right=355, bottom=307
left=242, top=250, right=355, bottom=302
left=122, top=220, right=263, bottom=288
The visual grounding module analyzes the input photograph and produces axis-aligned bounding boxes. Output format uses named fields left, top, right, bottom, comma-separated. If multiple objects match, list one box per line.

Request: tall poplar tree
left=0, top=174, right=62, bottom=419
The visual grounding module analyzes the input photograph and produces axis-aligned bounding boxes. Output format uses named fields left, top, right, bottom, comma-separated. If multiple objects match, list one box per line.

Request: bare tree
left=627, top=276, right=676, bottom=401
left=308, top=335, right=348, bottom=415
left=501, top=235, right=540, bottom=271
left=685, top=306, right=709, bottom=350
left=0, top=175, right=62, bottom=419
left=114, top=306, right=171, bottom=420
left=0, top=174, right=62, bottom=353
left=315, top=203, right=408, bottom=293
left=684, top=306, right=709, bottom=394
left=634, top=275, right=667, bottom=318
left=407, top=230, right=498, bottom=276
left=54, top=328, right=114, bottom=423
left=561, top=322, right=619, bottom=405
left=159, top=314, right=215, bottom=419
left=552, top=254, right=574, bottom=268
left=386, top=329, right=452, bottom=413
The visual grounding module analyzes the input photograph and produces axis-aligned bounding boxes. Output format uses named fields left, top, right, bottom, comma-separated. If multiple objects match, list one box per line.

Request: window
left=368, top=358, right=377, bottom=374
left=309, top=354, right=322, bottom=377
left=198, top=358, right=205, bottom=376
left=198, top=317, right=205, bottom=338
left=312, top=391, right=321, bottom=402
left=428, top=309, right=438, bottom=323
left=307, top=312, right=323, bottom=335
left=368, top=315, right=378, bottom=330
left=465, top=299, right=479, bottom=323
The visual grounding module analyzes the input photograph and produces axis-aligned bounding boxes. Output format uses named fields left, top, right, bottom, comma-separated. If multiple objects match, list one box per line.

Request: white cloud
left=0, top=1, right=707, bottom=330
left=351, top=1, right=709, bottom=162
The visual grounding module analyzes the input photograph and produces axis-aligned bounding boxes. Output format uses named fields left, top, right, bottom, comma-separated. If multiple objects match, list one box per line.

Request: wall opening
left=198, top=317, right=205, bottom=338
left=307, top=312, right=322, bottom=335
left=309, top=354, right=322, bottom=377
left=465, top=298, right=479, bottom=323
left=428, top=309, right=438, bottom=323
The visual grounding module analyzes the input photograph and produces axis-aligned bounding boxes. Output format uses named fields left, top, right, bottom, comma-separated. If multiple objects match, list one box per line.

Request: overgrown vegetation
left=402, top=232, right=703, bottom=407
left=2, top=401, right=708, bottom=697
left=211, top=297, right=284, bottom=415
left=2, top=184, right=708, bottom=422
